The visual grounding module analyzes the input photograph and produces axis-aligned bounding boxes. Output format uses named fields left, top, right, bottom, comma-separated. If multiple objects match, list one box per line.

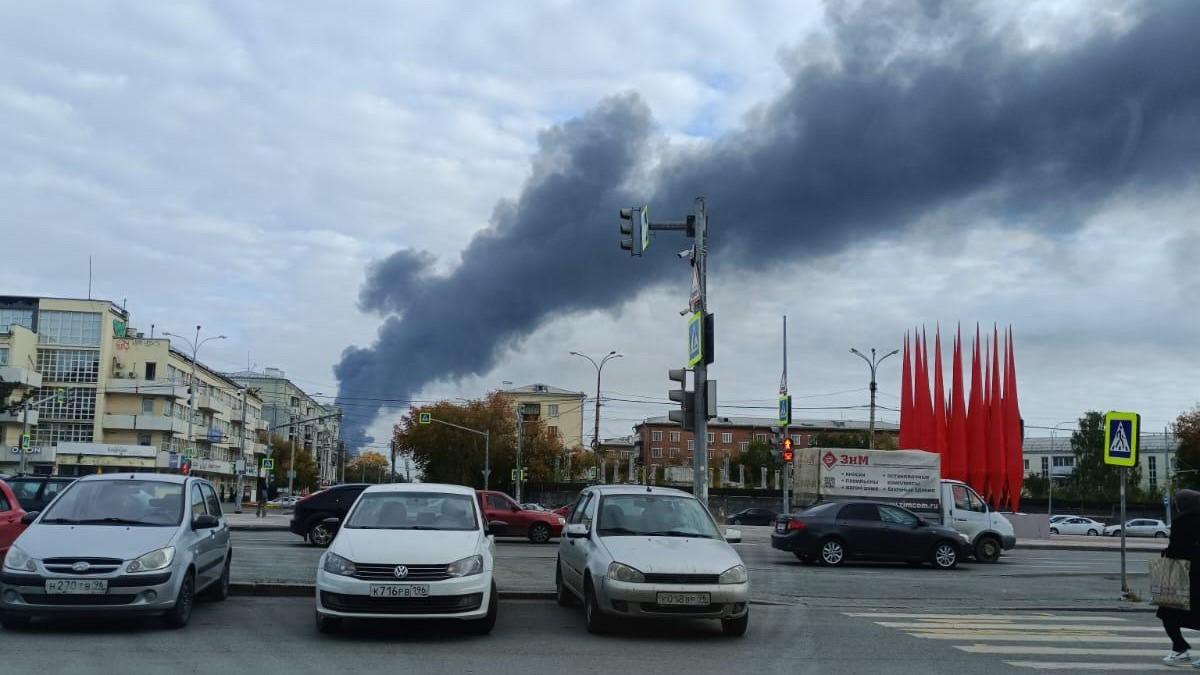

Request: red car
left=0, top=479, right=28, bottom=565
left=476, top=490, right=565, bottom=544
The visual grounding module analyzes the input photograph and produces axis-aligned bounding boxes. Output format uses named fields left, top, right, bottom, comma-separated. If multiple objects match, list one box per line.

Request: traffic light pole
left=691, top=199, right=709, bottom=506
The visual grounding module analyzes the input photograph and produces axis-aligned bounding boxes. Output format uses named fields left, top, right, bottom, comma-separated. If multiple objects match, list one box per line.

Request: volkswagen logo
left=71, top=562, right=91, bottom=573
left=393, top=565, right=409, bottom=579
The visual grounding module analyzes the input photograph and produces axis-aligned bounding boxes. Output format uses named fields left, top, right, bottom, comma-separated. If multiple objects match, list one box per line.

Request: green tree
left=1023, top=472, right=1049, bottom=500
left=1066, top=411, right=1144, bottom=502
left=346, top=451, right=390, bottom=484
left=1174, top=406, right=1200, bottom=491
left=264, top=433, right=318, bottom=493
left=739, top=440, right=780, bottom=477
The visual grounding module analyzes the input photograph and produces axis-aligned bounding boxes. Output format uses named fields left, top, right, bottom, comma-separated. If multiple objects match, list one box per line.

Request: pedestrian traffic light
left=782, top=437, right=794, bottom=463
left=667, top=367, right=694, bottom=431
left=619, top=206, right=649, bottom=256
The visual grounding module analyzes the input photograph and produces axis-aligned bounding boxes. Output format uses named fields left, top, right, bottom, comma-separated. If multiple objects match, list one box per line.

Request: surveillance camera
left=677, top=248, right=692, bottom=259
left=678, top=309, right=689, bottom=316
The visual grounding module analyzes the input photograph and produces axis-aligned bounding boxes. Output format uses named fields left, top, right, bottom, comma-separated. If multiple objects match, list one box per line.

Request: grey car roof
left=583, top=485, right=694, bottom=497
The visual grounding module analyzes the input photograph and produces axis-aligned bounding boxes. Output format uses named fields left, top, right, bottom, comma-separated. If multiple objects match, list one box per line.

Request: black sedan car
left=289, top=483, right=370, bottom=546
left=771, top=501, right=965, bottom=569
left=727, top=507, right=778, bottom=526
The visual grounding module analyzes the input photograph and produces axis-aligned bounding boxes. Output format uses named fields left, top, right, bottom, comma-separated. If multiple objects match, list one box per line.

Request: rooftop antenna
left=87, top=255, right=93, bottom=299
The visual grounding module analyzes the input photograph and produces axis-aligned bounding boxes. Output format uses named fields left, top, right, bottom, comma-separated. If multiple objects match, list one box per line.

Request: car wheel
left=584, top=577, right=609, bottom=634
left=315, top=610, right=342, bottom=634
left=1087, top=529, right=1099, bottom=536
left=467, top=583, right=498, bottom=635
left=308, top=521, right=335, bottom=547
left=722, top=608, right=749, bottom=637
left=1049, top=527, right=1059, bottom=536
left=1, top=612, right=31, bottom=630
left=203, top=558, right=231, bottom=601
left=932, top=541, right=959, bottom=570
left=556, top=559, right=575, bottom=607
left=529, top=523, right=552, bottom=544
left=1156, top=531, right=1168, bottom=539
left=819, top=538, right=846, bottom=566
left=164, top=570, right=195, bottom=629
left=1110, top=530, right=1121, bottom=537
left=974, top=536, right=1001, bottom=563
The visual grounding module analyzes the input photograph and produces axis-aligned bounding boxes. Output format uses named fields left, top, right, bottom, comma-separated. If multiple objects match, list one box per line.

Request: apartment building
left=0, top=296, right=266, bottom=499
left=498, top=383, right=587, bottom=449
left=226, top=368, right=342, bottom=487
left=1022, top=434, right=1180, bottom=494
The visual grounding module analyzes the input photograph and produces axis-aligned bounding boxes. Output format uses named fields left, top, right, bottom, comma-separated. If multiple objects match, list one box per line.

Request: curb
left=1014, top=543, right=1164, bottom=553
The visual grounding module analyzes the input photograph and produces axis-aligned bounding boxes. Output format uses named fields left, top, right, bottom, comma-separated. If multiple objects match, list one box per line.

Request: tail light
left=787, top=519, right=807, bottom=531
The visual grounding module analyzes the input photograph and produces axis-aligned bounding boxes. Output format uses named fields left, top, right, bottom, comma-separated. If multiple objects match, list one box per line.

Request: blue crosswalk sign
left=1104, top=411, right=1139, bottom=467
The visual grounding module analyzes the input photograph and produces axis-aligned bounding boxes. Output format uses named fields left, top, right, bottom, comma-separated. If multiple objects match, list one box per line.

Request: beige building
left=498, top=383, right=587, bottom=449
left=0, top=296, right=266, bottom=500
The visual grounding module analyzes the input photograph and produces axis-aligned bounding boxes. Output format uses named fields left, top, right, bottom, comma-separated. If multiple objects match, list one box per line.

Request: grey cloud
left=337, top=1, right=1200, bottom=449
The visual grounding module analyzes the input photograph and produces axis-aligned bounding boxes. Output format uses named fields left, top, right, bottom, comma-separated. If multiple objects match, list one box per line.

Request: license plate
left=775, top=522, right=787, bottom=533
left=657, top=592, right=710, bottom=606
left=45, top=579, right=108, bottom=595
left=368, top=584, right=430, bottom=598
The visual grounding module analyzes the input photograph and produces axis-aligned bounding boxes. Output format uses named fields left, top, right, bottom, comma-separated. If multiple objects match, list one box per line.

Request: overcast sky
left=2, top=1, right=1197, bottom=456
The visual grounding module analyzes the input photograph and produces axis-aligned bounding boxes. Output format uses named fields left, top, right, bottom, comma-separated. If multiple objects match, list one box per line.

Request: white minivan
left=314, top=483, right=500, bottom=634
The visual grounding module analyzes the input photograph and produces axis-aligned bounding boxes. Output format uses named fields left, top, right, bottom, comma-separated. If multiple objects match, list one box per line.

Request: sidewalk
left=224, top=508, right=292, bottom=531
left=1019, top=536, right=1167, bottom=553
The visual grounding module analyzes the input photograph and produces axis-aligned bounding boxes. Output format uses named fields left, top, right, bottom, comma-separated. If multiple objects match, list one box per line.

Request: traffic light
left=667, top=367, right=694, bottom=431
left=619, top=206, right=649, bottom=256
left=782, top=437, right=794, bottom=463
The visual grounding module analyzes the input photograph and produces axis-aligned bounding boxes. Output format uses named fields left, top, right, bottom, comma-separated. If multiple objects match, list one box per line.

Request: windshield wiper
left=598, top=527, right=640, bottom=535
left=40, top=517, right=81, bottom=525
left=644, top=530, right=713, bottom=539
left=73, top=517, right=161, bottom=526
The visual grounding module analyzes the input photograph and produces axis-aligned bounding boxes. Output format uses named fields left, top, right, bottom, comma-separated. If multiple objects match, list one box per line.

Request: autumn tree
left=264, top=433, right=318, bottom=493
left=1174, top=406, right=1200, bottom=491
left=346, top=451, right=391, bottom=484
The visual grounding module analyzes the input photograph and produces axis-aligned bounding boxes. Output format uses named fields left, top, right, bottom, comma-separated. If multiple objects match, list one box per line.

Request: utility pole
left=515, top=405, right=523, bottom=502
left=691, top=199, right=710, bottom=506
left=780, top=316, right=790, bottom=515
left=850, top=347, right=900, bottom=449
left=163, top=326, right=226, bottom=465
left=569, top=351, right=623, bottom=450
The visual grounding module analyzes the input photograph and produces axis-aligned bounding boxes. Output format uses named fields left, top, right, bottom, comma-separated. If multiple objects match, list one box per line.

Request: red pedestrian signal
left=782, top=437, right=794, bottom=463
left=181, top=459, right=192, bottom=476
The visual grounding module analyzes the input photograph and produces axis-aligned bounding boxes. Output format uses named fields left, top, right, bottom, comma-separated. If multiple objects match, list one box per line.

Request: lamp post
left=849, top=347, right=899, bottom=449
left=1048, top=421, right=1075, bottom=521
left=569, top=351, right=623, bottom=450
left=163, top=326, right=226, bottom=468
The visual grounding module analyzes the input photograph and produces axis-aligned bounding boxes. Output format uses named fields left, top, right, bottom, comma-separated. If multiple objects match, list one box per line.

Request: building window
left=0, top=347, right=7, bottom=366
left=36, top=349, right=100, bottom=383
left=707, top=432, right=715, bottom=444
left=1052, top=456, right=1075, bottom=468
left=34, top=387, right=96, bottom=421
left=739, top=441, right=749, bottom=452
left=721, top=432, right=732, bottom=444
left=670, top=431, right=680, bottom=442
left=651, top=447, right=662, bottom=458
left=137, top=432, right=153, bottom=446
left=1041, top=456, right=1049, bottom=478
left=548, top=404, right=559, bottom=417
left=548, top=425, right=559, bottom=438
left=145, top=362, right=157, bottom=380
left=1150, top=456, right=1158, bottom=492
left=651, top=430, right=662, bottom=441
left=791, top=434, right=803, bottom=446
left=669, top=447, right=678, bottom=458
left=37, top=310, right=102, bottom=346
left=32, top=422, right=94, bottom=444
left=142, top=398, right=155, bottom=415
left=0, top=308, right=35, bottom=333
left=688, top=440, right=694, bottom=451
left=755, top=433, right=768, bottom=443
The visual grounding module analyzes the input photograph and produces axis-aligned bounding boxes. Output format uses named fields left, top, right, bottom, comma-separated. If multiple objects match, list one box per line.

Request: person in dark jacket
left=1158, top=489, right=1200, bottom=665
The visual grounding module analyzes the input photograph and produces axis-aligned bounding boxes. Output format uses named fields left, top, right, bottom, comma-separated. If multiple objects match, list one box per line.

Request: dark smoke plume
left=336, top=1, right=1200, bottom=449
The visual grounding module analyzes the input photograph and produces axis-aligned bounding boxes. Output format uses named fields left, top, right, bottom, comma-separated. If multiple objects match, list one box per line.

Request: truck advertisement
left=794, top=447, right=941, bottom=512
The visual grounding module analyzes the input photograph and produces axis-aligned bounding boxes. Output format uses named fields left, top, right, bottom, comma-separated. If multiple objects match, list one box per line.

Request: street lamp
left=570, top=351, right=623, bottom=450
left=163, top=327, right=226, bottom=465
left=849, top=347, right=899, bottom=449
left=1048, top=421, right=1075, bottom=521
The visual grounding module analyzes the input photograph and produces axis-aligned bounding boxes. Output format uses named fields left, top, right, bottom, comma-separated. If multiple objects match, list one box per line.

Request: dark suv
left=289, top=484, right=368, bottom=547
left=5, top=476, right=76, bottom=512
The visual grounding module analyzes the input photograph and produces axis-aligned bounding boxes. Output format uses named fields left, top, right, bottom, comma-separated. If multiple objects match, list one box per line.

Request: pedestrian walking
left=256, top=480, right=268, bottom=518
left=1158, top=489, right=1200, bottom=666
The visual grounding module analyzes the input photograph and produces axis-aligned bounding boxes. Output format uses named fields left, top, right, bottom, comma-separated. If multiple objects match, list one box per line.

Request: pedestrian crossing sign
left=1103, top=411, right=1139, bottom=467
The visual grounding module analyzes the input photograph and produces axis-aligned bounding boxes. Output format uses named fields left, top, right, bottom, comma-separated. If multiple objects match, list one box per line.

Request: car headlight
left=322, top=552, right=357, bottom=577
left=447, top=554, right=484, bottom=577
left=607, top=562, right=644, bottom=583
left=557, top=517, right=566, bottom=525
left=719, top=564, right=748, bottom=585
left=3, top=545, right=35, bottom=572
left=959, top=533, right=972, bottom=544
left=126, top=546, right=176, bottom=573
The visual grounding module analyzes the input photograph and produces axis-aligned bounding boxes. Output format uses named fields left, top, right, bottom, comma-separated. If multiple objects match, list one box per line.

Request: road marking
left=1003, top=661, right=1172, bottom=670
left=908, top=632, right=1162, bottom=643
left=875, top=621, right=1173, bottom=632
left=845, top=612, right=1128, bottom=621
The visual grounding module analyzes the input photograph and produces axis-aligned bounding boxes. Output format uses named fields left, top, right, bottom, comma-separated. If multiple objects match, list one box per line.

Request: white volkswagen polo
left=314, top=483, right=499, bottom=634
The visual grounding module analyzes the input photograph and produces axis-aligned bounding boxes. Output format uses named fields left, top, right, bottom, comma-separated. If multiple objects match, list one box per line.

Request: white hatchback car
left=314, top=483, right=499, bottom=634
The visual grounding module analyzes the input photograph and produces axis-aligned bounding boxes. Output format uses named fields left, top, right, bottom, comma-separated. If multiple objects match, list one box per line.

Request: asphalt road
left=2, top=597, right=1180, bottom=675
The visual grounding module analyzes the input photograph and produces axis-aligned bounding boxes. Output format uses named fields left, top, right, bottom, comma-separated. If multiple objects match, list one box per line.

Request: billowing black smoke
left=336, top=1, right=1200, bottom=449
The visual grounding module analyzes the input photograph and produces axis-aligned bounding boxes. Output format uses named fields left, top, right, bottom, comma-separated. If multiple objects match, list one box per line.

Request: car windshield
left=345, top=492, right=478, bottom=531
left=40, top=480, right=184, bottom=527
left=596, top=494, right=721, bottom=539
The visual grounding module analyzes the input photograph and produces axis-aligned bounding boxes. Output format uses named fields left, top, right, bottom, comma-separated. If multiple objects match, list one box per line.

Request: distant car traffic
left=314, top=483, right=499, bottom=635
left=268, top=496, right=299, bottom=509
left=726, top=508, right=777, bottom=526
left=521, top=503, right=550, bottom=512
left=289, top=484, right=370, bottom=547
left=1103, top=519, right=1170, bottom=538
left=1049, top=517, right=1104, bottom=536
left=555, top=485, right=750, bottom=637
left=1048, top=515, right=1073, bottom=525
left=0, top=479, right=28, bottom=565
left=477, top=491, right=565, bottom=544
left=771, top=501, right=965, bottom=569
left=4, top=476, right=75, bottom=513
left=0, top=473, right=231, bottom=630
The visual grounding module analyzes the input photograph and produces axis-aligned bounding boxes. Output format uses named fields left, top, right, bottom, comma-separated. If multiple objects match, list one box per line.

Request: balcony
left=0, top=365, right=41, bottom=389
left=0, top=409, right=38, bottom=425
left=103, top=414, right=186, bottom=434
left=195, top=394, right=229, bottom=417
left=107, top=379, right=187, bottom=399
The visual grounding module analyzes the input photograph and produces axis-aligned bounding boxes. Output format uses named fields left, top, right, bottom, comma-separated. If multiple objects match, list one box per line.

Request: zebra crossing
left=845, top=610, right=1193, bottom=672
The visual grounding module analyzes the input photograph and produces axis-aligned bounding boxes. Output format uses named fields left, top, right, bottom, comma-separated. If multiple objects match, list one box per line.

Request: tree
left=1175, top=406, right=1200, bottom=491
left=1065, top=411, right=1145, bottom=502
left=346, top=451, right=390, bottom=484
left=264, top=433, right=318, bottom=494
left=739, top=440, right=781, bottom=477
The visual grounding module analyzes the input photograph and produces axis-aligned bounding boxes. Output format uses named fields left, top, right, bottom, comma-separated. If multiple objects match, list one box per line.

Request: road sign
left=113, top=319, right=127, bottom=338
left=687, top=311, right=703, bottom=367
left=510, top=468, right=526, bottom=481
left=418, top=412, right=432, bottom=424
left=639, top=206, right=650, bottom=254
left=19, top=433, right=30, bottom=450
left=180, top=459, right=192, bottom=476
left=689, top=262, right=701, bottom=312
left=184, top=448, right=195, bottom=460
left=778, top=395, right=792, bottom=427
left=261, top=458, right=275, bottom=470
left=1104, top=411, right=1140, bottom=467
left=55, top=388, right=67, bottom=403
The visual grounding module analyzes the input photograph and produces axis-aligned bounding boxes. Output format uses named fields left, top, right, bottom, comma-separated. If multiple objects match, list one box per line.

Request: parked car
left=771, top=501, right=966, bottom=569
left=521, top=503, right=551, bottom=512
left=476, top=490, right=565, bottom=544
left=289, top=484, right=370, bottom=547
left=552, top=505, right=571, bottom=518
left=268, top=496, right=299, bottom=509
left=1049, top=517, right=1105, bottom=536
left=314, top=483, right=499, bottom=634
left=727, top=508, right=777, bottom=526
left=4, top=476, right=76, bottom=513
left=0, top=479, right=28, bottom=565
left=1048, top=515, right=1073, bottom=525
left=555, top=485, right=749, bottom=636
left=0, top=473, right=231, bottom=630
left=1104, top=519, right=1170, bottom=538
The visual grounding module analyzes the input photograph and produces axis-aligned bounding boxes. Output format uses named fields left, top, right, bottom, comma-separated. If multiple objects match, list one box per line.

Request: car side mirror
left=724, top=528, right=743, bottom=544
left=193, top=514, right=219, bottom=530
left=486, top=521, right=507, bottom=536
left=565, top=523, right=589, bottom=539
left=20, top=511, right=39, bottom=525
